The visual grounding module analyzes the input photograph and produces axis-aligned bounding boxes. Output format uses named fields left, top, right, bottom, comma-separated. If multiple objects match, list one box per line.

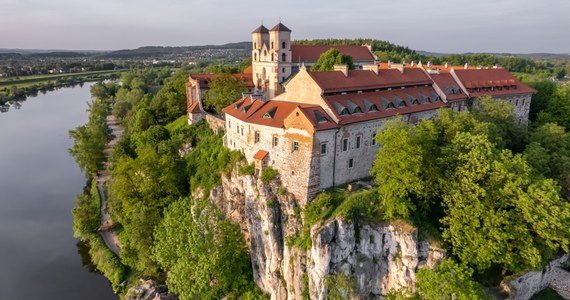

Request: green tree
left=528, top=80, right=557, bottom=121
left=203, top=73, right=247, bottom=112
left=153, top=197, right=253, bottom=300
left=537, top=85, right=570, bottom=129
left=416, top=259, right=489, bottom=300
left=441, top=133, right=570, bottom=272
left=310, top=48, right=354, bottom=72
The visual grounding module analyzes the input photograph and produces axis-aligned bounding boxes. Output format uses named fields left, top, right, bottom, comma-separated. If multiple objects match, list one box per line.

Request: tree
left=528, top=80, right=557, bottom=121
left=203, top=73, right=247, bottom=112
left=310, top=48, right=354, bottom=72
left=153, top=197, right=253, bottom=300
left=416, top=259, right=490, bottom=300
left=537, top=85, right=570, bottom=130
left=441, top=133, right=570, bottom=272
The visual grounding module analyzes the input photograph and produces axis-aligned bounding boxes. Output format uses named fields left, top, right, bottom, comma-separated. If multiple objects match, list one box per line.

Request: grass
left=0, top=70, right=119, bottom=88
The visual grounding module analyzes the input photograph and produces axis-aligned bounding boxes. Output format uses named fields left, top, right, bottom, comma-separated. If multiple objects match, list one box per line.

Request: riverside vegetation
left=69, top=51, right=570, bottom=299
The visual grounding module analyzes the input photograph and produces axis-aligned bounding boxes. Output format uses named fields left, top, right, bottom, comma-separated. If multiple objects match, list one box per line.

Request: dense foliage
left=310, top=48, right=354, bottom=71
left=203, top=73, right=247, bottom=112
left=371, top=99, right=570, bottom=276
left=153, top=197, right=256, bottom=299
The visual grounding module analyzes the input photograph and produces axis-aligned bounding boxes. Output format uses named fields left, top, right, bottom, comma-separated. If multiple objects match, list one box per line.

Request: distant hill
left=97, top=42, right=252, bottom=59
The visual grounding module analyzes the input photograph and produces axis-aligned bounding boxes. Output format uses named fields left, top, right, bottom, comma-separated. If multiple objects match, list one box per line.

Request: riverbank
left=96, top=115, right=123, bottom=256
left=0, top=70, right=120, bottom=106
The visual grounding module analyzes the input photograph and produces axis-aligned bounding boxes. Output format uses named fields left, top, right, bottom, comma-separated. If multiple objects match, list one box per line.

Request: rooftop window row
left=332, top=92, right=441, bottom=116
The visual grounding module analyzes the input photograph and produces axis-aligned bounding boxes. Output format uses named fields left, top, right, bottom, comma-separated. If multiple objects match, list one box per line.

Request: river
left=0, top=84, right=117, bottom=299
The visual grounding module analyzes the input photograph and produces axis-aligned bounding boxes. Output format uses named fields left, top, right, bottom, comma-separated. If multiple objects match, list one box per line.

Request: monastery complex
left=186, top=22, right=536, bottom=202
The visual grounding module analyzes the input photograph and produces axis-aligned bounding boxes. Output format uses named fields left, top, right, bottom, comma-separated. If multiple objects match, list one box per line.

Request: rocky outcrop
left=125, top=280, right=178, bottom=300
left=209, top=167, right=444, bottom=299
left=501, top=254, right=570, bottom=300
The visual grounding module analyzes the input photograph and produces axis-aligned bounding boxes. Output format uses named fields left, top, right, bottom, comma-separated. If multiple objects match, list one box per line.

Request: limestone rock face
left=210, top=168, right=444, bottom=299
left=125, top=280, right=178, bottom=300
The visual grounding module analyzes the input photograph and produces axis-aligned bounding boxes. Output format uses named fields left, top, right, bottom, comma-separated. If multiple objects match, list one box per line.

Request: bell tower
left=251, top=22, right=291, bottom=100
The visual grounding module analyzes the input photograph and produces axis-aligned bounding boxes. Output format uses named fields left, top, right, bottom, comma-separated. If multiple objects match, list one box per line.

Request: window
left=236, top=124, right=239, bottom=134
left=271, top=42, right=274, bottom=49
left=371, top=134, right=377, bottom=145
left=254, top=131, right=260, bottom=143
left=356, top=135, right=362, bottom=149
left=282, top=41, right=286, bottom=49
left=240, top=127, right=244, bottom=136
left=292, top=141, right=299, bottom=152
left=228, top=120, right=231, bottom=129
left=254, top=53, right=257, bottom=61
left=253, top=42, right=256, bottom=48
left=273, top=136, right=278, bottom=147
left=321, top=143, right=327, bottom=155
left=348, top=158, right=354, bottom=169
left=342, top=138, right=349, bottom=151
left=282, top=53, right=287, bottom=62
left=282, top=67, right=285, bottom=72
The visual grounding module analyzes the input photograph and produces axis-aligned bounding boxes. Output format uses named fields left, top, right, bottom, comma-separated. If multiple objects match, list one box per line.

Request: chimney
left=334, top=64, right=349, bottom=77
left=444, top=62, right=449, bottom=68
left=427, top=61, right=432, bottom=67
left=493, top=64, right=499, bottom=69
left=363, top=63, right=379, bottom=75
left=464, top=63, right=470, bottom=69
left=388, top=60, right=392, bottom=67
left=410, top=61, right=415, bottom=67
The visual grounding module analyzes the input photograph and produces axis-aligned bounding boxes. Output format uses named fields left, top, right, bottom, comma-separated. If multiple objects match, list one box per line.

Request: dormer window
left=346, top=100, right=362, bottom=114
left=363, top=99, right=378, bottom=112
left=393, top=96, right=406, bottom=108
left=314, top=110, right=328, bottom=123
left=263, top=107, right=277, bottom=119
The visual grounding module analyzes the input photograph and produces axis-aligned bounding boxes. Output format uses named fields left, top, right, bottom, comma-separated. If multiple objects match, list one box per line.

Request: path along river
left=0, top=83, right=117, bottom=299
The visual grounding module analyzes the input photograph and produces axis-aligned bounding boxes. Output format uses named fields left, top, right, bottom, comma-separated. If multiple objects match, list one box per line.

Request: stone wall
left=501, top=253, right=569, bottom=300
left=205, top=113, right=225, bottom=134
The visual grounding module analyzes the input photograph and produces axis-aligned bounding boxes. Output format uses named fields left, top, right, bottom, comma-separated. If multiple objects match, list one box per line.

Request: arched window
left=254, top=53, right=257, bottom=61
left=282, top=42, right=286, bottom=49
left=263, top=50, right=267, bottom=58
left=282, top=53, right=286, bottom=62
left=271, top=42, right=274, bottom=49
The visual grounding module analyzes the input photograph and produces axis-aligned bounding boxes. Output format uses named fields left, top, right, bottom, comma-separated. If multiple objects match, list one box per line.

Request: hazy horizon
left=1, top=0, right=568, bottom=54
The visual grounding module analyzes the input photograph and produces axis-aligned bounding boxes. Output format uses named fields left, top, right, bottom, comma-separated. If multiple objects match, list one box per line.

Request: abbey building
left=187, top=22, right=536, bottom=202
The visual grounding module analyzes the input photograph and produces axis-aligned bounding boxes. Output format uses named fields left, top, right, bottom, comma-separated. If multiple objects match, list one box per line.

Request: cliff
left=208, top=167, right=444, bottom=299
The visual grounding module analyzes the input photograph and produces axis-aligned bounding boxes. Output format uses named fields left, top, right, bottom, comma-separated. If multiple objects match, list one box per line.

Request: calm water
left=0, top=84, right=117, bottom=299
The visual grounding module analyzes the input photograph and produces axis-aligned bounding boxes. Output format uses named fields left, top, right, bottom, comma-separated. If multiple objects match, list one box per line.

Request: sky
left=0, top=0, right=568, bottom=54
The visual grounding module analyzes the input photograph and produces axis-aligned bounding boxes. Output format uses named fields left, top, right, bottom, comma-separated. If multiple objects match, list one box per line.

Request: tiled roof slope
left=308, top=68, right=432, bottom=93
left=291, top=45, right=375, bottom=63
left=452, top=68, right=536, bottom=97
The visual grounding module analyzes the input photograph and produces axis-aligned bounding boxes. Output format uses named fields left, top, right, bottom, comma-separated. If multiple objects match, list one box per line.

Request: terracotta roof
left=308, top=68, right=432, bottom=93
left=223, top=98, right=338, bottom=131
left=452, top=68, right=536, bottom=97
left=290, top=45, right=375, bottom=63
left=323, top=86, right=446, bottom=125
left=252, top=25, right=269, bottom=34
left=189, top=73, right=254, bottom=89
left=270, top=22, right=292, bottom=32
left=428, top=73, right=468, bottom=101
left=243, top=66, right=253, bottom=74
left=253, top=150, right=269, bottom=160
left=187, top=100, right=202, bottom=114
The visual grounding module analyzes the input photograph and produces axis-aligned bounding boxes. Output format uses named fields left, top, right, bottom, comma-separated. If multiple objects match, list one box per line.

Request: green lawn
left=0, top=70, right=119, bottom=89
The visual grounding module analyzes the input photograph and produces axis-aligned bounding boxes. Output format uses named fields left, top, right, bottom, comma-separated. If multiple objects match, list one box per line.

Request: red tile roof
left=253, top=150, right=269, bottom=160
left=452, top=68, right=536, bottom=97
left=429, top=73, right=468, bottom=101
left=291, top=45, right=375, bottom=63
left=308, top=68, right=432, bottom=93
left=223, top=98, right=338, bottom=131
left=189, top=73, right=254, bottom=89
left=187, top=100, right=202, bottom=114
left=323, top=86, right=446, bottom=125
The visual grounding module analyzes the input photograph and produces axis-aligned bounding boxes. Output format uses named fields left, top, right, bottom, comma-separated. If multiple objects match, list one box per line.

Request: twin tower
left=251, top=22, right=293, bottom=100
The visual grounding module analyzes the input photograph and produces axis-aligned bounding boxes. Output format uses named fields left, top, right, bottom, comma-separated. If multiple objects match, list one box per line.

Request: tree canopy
left=310, top=48, right=354, bottom=72
left=203, top=73, right=247, bottom=112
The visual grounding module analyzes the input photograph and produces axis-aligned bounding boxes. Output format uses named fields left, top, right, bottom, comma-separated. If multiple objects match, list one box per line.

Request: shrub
left=239, top=163, right=255, bottom=176
left=260, top=167, right=279, bottom=182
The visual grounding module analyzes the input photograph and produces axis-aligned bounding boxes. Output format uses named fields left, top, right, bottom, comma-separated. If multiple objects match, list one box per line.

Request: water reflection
left=76, top=239, right=99, bottom=273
